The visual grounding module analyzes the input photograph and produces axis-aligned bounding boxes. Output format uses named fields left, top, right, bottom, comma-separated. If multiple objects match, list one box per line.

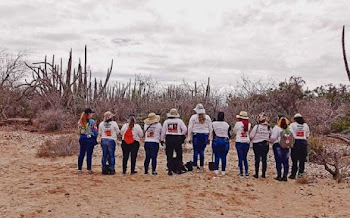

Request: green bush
left=331, top=119, right=350, bottom=133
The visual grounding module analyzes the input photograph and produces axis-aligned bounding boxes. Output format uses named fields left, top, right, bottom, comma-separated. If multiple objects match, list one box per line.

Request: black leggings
left=291, top=139, right=308, bottom=176
left=165, top=135, right=184, bottom=170
left=121, top=140, right=140, bottom=173
left=253, top=140, right=269, bottom=175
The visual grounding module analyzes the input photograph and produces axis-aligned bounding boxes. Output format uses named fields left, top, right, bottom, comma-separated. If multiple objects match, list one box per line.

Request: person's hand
left=160, top=141, right=165, bottom=146
left=207, top=140, right=211, bottom=145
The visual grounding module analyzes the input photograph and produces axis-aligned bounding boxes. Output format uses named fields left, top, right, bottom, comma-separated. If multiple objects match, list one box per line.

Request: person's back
left=233, top=121, right=251, bottom=143
left=144, top=122, right=162, bottom=143
left=289, top=122, right=310, bottom=140
left=99, top=120, right=120, bottom=140
left=250, top=124, right=270, bottom=143
left=212, top=121, right=230, bottom=138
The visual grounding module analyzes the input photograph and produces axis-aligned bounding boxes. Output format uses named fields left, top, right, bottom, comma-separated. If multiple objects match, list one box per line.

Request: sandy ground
left=1, top=128, right=350, bottom=218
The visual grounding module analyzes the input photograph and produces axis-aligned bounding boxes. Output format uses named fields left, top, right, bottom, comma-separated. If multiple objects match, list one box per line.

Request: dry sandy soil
left=1, top=127, right=350, bottom=218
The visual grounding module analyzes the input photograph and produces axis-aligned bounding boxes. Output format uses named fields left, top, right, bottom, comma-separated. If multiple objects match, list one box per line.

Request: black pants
left=121, top=140, right=140, bottom=173
left=165, top=135, right=184, bottom=170
left=291, top=139, right=308, bottom=176
left=253, top=140, right=269, bottom=175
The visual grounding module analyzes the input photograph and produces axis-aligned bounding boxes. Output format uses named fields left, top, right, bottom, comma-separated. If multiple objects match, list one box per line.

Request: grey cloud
left=111, top=38, right=140, bottom=46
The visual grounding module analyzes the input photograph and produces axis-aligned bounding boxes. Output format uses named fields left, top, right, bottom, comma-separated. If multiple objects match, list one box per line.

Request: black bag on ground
left=208, top=152, right=215, bottom=171
left=168, top=158, right=186, bottom=174
left=185, top=161, right=193, bottom=171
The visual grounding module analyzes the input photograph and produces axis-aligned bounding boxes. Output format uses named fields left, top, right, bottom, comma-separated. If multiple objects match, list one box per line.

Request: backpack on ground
left=185, top=161, right=193, bottom=171
left=124, top=128, right=135, bottom=144
left=280, top=128, right=294, bottom=149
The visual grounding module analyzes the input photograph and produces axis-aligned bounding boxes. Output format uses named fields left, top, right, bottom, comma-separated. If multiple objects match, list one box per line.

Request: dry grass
left=36, top=135, right=78, bottom=158
left=296, top=174, right=317, bottom=184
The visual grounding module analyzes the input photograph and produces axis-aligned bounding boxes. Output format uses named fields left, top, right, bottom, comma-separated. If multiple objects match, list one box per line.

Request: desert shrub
left=33, top=108, right=75, bottom=132
left=296, top=174, right=316, bottom=184
left=36, top=135, right=78, bottom=158
left=308, top=136, right=326, bottom=163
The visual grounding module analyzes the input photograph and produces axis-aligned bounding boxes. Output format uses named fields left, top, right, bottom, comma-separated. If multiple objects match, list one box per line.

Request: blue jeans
left=273, top=143, right=290, bottom=177
left=101, top=139, right=116, bottom=170
left=192, top=133, right=209, bottom=167
left=78, top=134, right=95, bottom=170
left=144, top=142, right=160, bottom=172
left=212, top=137, right=230, bottom=171
left=235, top=142, right=250, bottom=174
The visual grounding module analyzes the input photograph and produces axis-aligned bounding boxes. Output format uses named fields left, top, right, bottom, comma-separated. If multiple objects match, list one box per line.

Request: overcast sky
left=1, top=0, right=350, bottom=89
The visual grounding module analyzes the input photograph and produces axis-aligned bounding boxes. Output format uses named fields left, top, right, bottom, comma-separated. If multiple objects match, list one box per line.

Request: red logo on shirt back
left=168, top=123, right=178, bottom=133
left=296, top=131, right=304, bottom=137
left=105, top=130, right=112, bottom=137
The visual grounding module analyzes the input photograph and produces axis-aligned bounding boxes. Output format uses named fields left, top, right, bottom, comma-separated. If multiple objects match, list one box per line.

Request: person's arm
left=228, top=125, right=232, bottom=138
left=207, top=115, right=213, bottom=141
left=161, top=120, right=167, bottom=142
left=120, top=124, right=126, bottom=138
left=232, top=122, right=239, bottom=135
left=138, top=124, right=144, bottom=138
left=305, top=123, right=311, bottom=139
left=180, top=120, right=188, bottom=135
left=249, top=125, right=257, bottom=140
left=114, top=122, right=120, bottom=136
left=98, top=122, right=103, bottom=137
left=270, top=126, right=278, bottom=143
left=187, top=116, right=194, bottom=141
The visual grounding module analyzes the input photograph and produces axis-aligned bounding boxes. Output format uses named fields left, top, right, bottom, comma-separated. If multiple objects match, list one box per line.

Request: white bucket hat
left=167, top=108, right=180, bottom=118
left=193, top=103, right=206, bottom=114
left=144, top=113, right=160, bottom=125
left=294, top=113, right=303, bottom=118
left=103, top=111, right=115, bottom=121
left=236, top=111, right=249, bottom=119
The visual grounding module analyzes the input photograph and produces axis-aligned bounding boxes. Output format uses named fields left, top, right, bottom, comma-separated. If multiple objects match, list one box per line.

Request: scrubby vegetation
left=36, top=135, right=78, bottom=158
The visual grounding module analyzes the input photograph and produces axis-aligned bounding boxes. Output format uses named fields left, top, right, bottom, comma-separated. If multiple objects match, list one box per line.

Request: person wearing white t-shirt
left=120, top=115, right=144, bottom=175
left=288, top=113, right=310, bottom=179
left=270, top=115, right=291, bottom=181
left=233, top=111, right=251, bottom=178
left=161, top=108, right=187, bottom=175
left=250, top=113, right=271, bottom=179
left=143, top=113, right=163, bottom=175
left=212, top=112, right=231, bottom=176
left=188, top=104, right=213, bottom=171
left=98, top=111, right=120, bottom=174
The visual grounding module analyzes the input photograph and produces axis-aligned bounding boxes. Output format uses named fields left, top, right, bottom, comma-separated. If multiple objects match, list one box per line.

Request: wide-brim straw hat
left=103, top=111, right=115, bottom=121
left=236, top=111, right=249, bottom=119
left=294, top=113, right=303, bottom=118
left=167, top=108, right=180, bottom=118
left=193, top=103, right=206, bottom=114
left=144, top=113, right=160, bottom=125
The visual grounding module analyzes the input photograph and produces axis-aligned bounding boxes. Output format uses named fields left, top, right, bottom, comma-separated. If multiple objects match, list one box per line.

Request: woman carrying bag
left=77, top=108, right=98, bottom=174
left=270, top=116, right=291, bottom=181
left=120, top=115, right=144, bottom=175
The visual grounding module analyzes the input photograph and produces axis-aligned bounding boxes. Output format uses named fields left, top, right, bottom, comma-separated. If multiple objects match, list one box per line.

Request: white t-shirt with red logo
left=233, top=121, right=252, bottom=143
left=161, top=118, right=187, bottom=141
left=289, top=122, right=310, bottom=140
left=98, top=121, right=120, bottom=140
left=144, top=122, right=163, bottom=143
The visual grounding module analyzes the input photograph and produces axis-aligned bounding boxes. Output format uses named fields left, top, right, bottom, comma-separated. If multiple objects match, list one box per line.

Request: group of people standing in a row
left=77, top=103, right=310, bottom=181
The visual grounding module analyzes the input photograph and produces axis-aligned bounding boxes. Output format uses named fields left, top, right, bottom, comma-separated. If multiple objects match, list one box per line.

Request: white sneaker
left=222, top=171, right=226, bottom=176
left=77, top=170, right=82, bottom=174
left=214, top=170, right=219, bottom=175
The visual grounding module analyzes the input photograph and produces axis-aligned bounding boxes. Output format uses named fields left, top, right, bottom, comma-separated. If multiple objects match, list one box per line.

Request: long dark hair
left=295, top=117, right=305, bottom=125
left=280, top=118, right=288, bottom=129
left=217, top=112, right=225, bottom=121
